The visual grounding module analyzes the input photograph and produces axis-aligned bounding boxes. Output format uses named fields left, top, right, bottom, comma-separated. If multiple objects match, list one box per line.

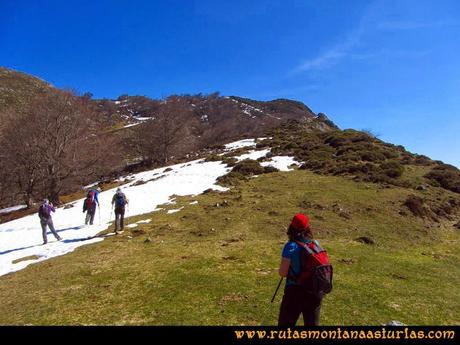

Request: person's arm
left=279, top=257, right=291, bottom=277
left=49, top=204, right=56, bottom=212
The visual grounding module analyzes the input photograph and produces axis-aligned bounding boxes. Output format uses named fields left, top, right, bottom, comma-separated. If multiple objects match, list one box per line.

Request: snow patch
left=0, top=205, right=27, bottom=215
left=260, top=156, right=301, bottom=171
left=137, top=219, right=151, bottom=224
left=224, top=139, right=256, bottom=151
left=167, top=207, right=184, bottom=214
left=235, top=149, right=270, bottom=162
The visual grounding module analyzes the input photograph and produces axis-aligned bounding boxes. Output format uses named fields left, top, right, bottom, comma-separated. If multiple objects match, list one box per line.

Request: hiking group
left=37, top=188, right=331, bottom=326
left=276, top=213, right=333, bottom=326
left=38, top=187, right=129, bottom=244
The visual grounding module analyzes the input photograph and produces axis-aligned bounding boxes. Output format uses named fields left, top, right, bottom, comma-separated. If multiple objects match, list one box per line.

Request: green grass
left=0, top=170, right=458, bottom=325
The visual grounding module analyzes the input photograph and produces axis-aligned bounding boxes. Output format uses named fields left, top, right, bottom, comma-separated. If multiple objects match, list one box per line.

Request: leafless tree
left=131, top=96, right=196, bottom=165
left=0, top=90, right=116, bottom=205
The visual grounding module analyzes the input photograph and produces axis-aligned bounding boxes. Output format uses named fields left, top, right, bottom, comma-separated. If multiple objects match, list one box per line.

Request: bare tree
left=131, top=96, right=196, bottom=165
left=0, top=90, right=115, bottom=205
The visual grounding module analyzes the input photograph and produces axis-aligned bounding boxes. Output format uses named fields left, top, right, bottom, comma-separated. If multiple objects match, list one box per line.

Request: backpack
left=294, top=240, right=333, bottom=298
left=38, top=204, right=50, bottom=219
left=85, top=191, right=96, bottom=209
left=115, top=193, right=126, bottom=208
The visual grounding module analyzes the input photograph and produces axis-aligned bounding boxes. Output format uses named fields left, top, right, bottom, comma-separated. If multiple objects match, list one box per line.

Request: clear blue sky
left=1, top=0, right=459, bottom=167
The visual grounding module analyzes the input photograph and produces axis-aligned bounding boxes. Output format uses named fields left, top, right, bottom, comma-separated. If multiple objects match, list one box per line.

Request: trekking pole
left=271, top=277, right=284, bottom=303
left=98, top=204, right=101, bottom=225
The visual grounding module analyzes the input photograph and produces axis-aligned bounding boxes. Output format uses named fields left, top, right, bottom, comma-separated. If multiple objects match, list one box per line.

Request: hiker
left=82, top=187, right=101, bottom=225
left=277, top=213, right=332, bottom=326
left=111, top=188, right=128, bottom=233
left=38, top=199, right=62, bottom=245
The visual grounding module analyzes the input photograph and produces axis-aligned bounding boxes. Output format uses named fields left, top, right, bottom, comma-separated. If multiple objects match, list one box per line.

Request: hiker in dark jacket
left=111, top=188, right=129, bottom=234
left=83, top=187, right=101, bottom=225
left=39, top=199, right=62, bottom=245
left=278, top=213, right=323, bottom=326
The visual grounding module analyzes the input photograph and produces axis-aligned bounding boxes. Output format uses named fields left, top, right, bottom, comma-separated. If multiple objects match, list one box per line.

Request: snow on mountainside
left=0, top=139, right=300, bottom=276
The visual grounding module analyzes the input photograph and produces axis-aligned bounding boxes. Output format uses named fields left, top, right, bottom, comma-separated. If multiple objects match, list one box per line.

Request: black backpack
left=38, top=204, right=50, bottom=219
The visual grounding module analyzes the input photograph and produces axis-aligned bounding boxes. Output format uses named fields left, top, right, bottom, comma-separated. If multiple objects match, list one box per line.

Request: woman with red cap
left=277, top=213, right=323, bottom=326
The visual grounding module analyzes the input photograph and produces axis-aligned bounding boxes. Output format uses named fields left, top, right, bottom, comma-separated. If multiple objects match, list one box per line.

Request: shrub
left=360, top=150, right=386, bottom=162
left=425, top=164, right=460, bottom=193
left=263, top=166, right=279, bottom=173
left=205, top=154, right=223, bottom=162
left=231, top=159, right=265, bottom=176
left=414, top=155, right=431, bottom=166
left=404, top=195, right=427, bottom=217
left=381, top=160, right=404, bottom=178
left=216, top=172, right=246, bottom=186
left=222, top=157, right=237, bottom=167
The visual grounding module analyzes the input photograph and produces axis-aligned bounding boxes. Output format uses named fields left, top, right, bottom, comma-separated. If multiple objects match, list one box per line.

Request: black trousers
left=278, top=285, right=322, bottom=326
left=114, top=207, right=125, bottom=231
left=85, top=204, right=97, bottom=225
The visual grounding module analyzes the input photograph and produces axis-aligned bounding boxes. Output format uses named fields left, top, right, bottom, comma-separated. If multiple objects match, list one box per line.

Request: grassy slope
left=0, top=168, right=458, bottom=325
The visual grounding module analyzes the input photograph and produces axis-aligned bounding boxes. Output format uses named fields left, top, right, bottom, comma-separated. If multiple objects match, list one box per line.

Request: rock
left=163, top=168, right=173, bottom=172
left=416, top=184, right=428, bottom=191
left=143, top=237, right=152, bottom=243
left=355, top=236, right=375, bottom=245
left=203, top=188, right=213, bottom=194
left=454, top=221, right=460, bottom=229
left=131, top=229, right=146, bottom=237
left=132, top=179, right=147, bottom=186
left=339, top=258, right=355, bottom=265
left=64, top=204, right=74, bottom=209
left=339, top=211, right=351, bottom=219
left=386, top=320, right=406, bottom=326
left=390, top=273, right=407, bottom=280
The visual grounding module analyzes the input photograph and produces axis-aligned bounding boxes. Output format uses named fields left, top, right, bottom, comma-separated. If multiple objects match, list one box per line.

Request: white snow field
left=0, top=139, right=300, bottom=276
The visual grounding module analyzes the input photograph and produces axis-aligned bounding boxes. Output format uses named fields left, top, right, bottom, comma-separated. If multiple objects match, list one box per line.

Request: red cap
left=290, top=213, right=310, bottom=230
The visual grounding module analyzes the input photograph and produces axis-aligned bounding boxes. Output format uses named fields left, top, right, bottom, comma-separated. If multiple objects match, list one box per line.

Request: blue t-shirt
left=282, top=239, right=312, bottom=286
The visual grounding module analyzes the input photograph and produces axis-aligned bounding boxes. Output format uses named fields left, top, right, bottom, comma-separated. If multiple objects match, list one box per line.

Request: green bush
left=425, top=164, right=460, bottom=193
left=216, top=171, right=246, bottom=186
left=231, top=159, right=265, bottom=176
left=205, top=154, right=223, bottom=162
left=222, top=157, right=238, bottom=167
left=380, top=160, right=404, bottom=178
left=360, top=150, right=386, bottom=162
left=263, top=166, right=279, bottom=173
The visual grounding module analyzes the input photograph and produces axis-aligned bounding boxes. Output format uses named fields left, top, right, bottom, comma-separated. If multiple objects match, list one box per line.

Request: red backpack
left=295, top=240, right=333, bottom=298
left=85, top=191, right=96, bottom=209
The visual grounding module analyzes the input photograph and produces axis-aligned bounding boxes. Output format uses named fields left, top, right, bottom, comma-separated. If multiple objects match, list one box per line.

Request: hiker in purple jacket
left=38, top=199, right=62, bottom=245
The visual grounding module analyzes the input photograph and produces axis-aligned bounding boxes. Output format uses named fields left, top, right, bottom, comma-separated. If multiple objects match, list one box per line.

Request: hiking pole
left=271, top=277, right=284, bottom=303
left=98, top=204, right=101, bottom=225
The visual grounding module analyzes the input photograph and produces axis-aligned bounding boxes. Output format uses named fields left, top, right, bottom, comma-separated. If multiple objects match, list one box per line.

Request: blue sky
left=1, top=0, right=459, bottom=167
